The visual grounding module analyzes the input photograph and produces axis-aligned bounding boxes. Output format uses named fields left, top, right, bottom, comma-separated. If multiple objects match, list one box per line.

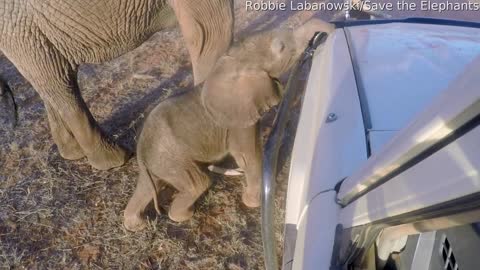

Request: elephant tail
left=0, top=77, right=18, bottom=128
left=140, top=162, right=164, bottom=215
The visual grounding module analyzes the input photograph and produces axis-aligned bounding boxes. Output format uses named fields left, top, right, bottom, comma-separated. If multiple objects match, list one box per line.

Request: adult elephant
left=0, top=0, right=234, bottom=170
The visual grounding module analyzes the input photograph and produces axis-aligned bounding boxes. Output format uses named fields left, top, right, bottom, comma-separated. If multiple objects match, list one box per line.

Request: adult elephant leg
left=171, top=0, right=234, bottom=85
left=45, top=102, right=85, bottom=160
left=4, top=41, right=129, bottom=170
left=39, top=68, right=129, bottom=170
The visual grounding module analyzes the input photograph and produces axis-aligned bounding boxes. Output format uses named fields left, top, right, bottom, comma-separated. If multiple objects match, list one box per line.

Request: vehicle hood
left=343, top=22, right=480, bottom=152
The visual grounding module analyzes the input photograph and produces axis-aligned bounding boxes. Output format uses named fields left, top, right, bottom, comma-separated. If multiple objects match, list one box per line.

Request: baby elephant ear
left=201, top=63, right=281, bottom=128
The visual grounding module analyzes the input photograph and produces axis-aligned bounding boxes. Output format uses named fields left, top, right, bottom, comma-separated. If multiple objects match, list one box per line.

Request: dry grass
left=0, top=145, right=288, bottom=268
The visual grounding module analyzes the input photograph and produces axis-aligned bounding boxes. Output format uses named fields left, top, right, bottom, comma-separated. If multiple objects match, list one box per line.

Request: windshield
left=289, top=0, right=480, bottom=23
left=352, top=0, right=479, bottom=22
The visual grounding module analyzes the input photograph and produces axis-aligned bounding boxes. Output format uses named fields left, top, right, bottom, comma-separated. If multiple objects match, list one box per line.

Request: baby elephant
left=123, top=19, right=334, bottom=231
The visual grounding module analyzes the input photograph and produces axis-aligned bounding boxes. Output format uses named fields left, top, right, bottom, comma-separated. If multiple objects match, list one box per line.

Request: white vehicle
left=261, top=17, right=480, bottom=270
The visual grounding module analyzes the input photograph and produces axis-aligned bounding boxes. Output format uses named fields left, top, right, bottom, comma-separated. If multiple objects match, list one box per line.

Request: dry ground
left=0, top=1, right=478, bottom=269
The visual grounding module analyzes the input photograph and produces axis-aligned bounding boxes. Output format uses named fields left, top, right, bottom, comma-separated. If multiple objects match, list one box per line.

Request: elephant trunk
left=266, top=19, right=334, bottom=79
left=171, top=0, right=234, bottom=85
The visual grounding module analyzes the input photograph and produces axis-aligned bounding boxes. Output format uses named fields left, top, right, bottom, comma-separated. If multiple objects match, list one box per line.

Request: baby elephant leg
left=229, top=125, right=262, bottom=208
left=123, top=164, right=161, bottom=232
left=166, top=163, right=210, bottom=222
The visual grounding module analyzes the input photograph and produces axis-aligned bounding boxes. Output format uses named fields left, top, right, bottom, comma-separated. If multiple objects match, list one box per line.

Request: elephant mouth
left=259, top=97, right=279, bottom=116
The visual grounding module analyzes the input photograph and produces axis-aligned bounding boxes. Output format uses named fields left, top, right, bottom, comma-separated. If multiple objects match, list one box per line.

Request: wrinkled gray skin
left=0, top=0, right=234, bottom=170
left=123, top=19, right=335, bottom=231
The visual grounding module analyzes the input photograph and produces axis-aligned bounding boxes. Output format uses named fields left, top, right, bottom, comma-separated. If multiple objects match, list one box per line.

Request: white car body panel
left=368, top=130, right=397, bottom=154
left=346, top=23, right=480, bottom=131
left=340, top=123, right=480, bottom=227
left=338, top=56, right=480, bottom=205
left=349, top=23, right=480, bottom=157
left=291, top=191, right=338, bottom=270
left=339, top=56, right=480, bottom=227
left=282, top=20, right=480, bottom=270
left=282, top=29, right=367, bottom=269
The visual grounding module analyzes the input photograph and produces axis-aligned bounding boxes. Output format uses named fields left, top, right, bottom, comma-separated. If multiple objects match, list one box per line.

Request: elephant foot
left=123, top=213, right=147, bottom=232
left=87, top=143, right=131, bottom=170
left=57, top=141, right=85, bottom=161
left=242, top=191, right=260, bottom=208
left=168, top=207, right=194, bottom=223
